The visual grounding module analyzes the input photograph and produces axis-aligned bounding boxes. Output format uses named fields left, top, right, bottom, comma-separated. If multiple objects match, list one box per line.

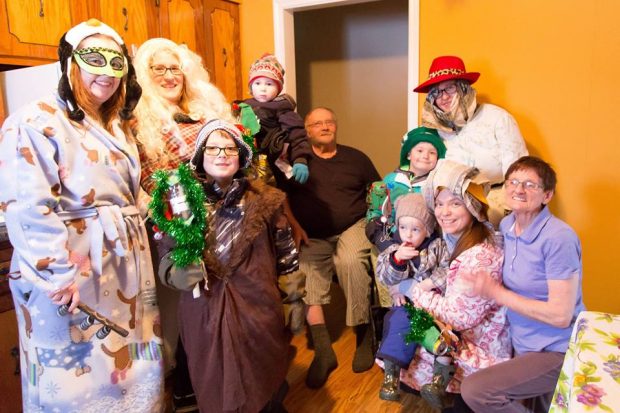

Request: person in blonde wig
left=133, top=37, right=233, bottom=193
left=133, top=38, right=233, bottom=412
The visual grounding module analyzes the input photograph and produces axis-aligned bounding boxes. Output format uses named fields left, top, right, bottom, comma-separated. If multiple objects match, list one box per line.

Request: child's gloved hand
left=291, top=163, right=309, bottom=184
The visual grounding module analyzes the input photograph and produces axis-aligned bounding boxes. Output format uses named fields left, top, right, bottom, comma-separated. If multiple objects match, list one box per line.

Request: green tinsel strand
left=242, top=133, right=258, bottom=155
left=403, top=302, right=436, bottom=345
left=148, top=163, right=207, bottom=268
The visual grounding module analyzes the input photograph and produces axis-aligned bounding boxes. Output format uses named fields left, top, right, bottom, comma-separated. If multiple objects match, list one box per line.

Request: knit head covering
left=190, top=119, right=253, bottom=175
left=400, top=126, right=447, bottom=168
left=394, top=193, right=436, bottom=236
left=57, top=18, right=141, bottom=121
left=248, top=53, right=285, bottom=94
left=423, top=159, right=490, bottom=222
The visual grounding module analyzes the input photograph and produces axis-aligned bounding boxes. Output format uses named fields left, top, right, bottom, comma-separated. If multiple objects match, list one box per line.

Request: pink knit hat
left=248, top=53, right=285, bottom=93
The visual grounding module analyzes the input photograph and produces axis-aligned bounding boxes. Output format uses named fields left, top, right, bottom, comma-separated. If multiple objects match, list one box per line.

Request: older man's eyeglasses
left=306, top=120, right=336, bottom=129
left=204, top=146, right=240, bottom=156
left=150, top=65, right=183, bottom=76
left=505, top=179, right=543, bottom=191
left=430, top=83, right=458, bottom=99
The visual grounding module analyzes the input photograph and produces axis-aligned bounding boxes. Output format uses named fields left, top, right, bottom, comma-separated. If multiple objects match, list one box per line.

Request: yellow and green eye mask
left=73, top=47, right=126, bottom=78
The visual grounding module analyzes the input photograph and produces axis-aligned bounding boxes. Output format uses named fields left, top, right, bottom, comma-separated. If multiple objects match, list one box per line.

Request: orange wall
left=241, top=0, right=620, bottom=313
left=239, top=0, right=274, bottom=99
left=419, top=0, right=620, bottom=313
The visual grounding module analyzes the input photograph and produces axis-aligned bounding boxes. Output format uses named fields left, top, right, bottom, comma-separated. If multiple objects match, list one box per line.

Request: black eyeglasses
left=204, top=146, right=240, bottom=156
left=430, top=83, right=458, bottom=99
left=150, top=65, right=183, bottom=76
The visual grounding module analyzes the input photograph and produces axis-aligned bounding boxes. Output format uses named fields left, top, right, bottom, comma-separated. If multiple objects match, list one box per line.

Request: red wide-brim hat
left=414, top=55, right=480, bottom=93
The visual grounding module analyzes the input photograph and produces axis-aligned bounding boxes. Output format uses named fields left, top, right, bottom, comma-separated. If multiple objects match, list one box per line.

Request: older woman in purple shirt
left=459, top=156, right=585, bottom=413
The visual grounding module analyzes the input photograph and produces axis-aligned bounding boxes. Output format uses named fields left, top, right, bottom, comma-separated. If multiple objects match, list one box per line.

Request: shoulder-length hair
left=133, top=38, right=233, bottom=166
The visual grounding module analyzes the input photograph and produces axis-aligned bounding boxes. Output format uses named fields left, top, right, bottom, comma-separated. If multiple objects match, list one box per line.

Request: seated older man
left=285, top=107, right=381, bottom=388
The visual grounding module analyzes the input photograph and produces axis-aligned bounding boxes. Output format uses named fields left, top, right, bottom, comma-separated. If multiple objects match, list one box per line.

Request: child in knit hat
left=366, top=126, right=447, bottom=252
left=241, top=53, right=312, bottom=187
left=374, top=193, right=453, bottom=403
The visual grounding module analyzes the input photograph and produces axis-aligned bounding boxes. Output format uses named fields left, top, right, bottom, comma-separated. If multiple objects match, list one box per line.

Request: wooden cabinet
left=158, top=0, right=242, bottom=101
left=89, top=0, right=160, bottom=51
left=0, top=309, right=20, bottom=413
left=203, top=0, right=242, bottom=102
left=0, top=0, right=243, bottom=100
left=0, top=0, right=90, bottom=65
left=159, top=0, right=203, bottom=57
left=0, top=235, right=20, bottom=413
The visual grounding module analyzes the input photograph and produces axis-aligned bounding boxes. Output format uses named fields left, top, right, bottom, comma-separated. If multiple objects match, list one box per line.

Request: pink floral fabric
left=401, top=241, right=511, bottom=393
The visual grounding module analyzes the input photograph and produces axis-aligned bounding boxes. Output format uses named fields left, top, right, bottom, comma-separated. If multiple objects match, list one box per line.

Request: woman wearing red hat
left=414, top=56, right=528, bottom=226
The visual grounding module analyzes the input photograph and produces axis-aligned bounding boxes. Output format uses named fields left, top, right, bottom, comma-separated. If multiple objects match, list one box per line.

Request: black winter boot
left=172, top=339, right=198, bottom=413
left=420, top=358, right=456, bottom=410
left=352, top=323, right=374, bottom=373
left=305, top=324, right=338, bottom=388
left=379, top=359, right=401, bottom=401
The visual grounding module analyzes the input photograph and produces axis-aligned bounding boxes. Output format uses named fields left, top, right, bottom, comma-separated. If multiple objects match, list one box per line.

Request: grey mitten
left=158, top=252, right=206, bottom=291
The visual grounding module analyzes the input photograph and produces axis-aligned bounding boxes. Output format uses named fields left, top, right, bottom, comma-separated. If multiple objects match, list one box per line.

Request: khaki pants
left=301, top=218, right=373, bottom=326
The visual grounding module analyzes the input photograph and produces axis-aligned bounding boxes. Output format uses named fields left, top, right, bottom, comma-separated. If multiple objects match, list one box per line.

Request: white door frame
left=272, top=0, right=420, bottom=128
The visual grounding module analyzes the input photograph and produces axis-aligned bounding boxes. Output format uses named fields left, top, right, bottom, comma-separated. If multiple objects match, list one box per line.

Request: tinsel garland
left=148, top=163, right=207, bottom=267
left=403, top=302, right=436, bottom=345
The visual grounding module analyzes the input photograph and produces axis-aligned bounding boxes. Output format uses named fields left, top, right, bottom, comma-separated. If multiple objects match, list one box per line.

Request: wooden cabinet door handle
left=11, top=346, right=20, bottom=375
left=122, top=7, right=129, bottom=32
left=39, top=0, right=44, bottom=17
left=223, top=48, right=227, bottom=68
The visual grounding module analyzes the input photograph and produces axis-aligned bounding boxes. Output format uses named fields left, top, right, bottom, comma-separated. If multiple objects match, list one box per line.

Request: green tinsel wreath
left=148, top=163, right=207, bottom=267
left=403, top=302, right=436, bottom=345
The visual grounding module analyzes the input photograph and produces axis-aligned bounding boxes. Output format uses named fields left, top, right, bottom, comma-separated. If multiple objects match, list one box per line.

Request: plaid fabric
left=140, top=120, right=206, bottom=194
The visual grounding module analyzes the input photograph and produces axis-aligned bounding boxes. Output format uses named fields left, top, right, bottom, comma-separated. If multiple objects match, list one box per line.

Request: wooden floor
left=283, top=283, right=437, bottom=413
left=284, top=327, right=438, bottom=413
left=164, top=283, right=438, bottom=412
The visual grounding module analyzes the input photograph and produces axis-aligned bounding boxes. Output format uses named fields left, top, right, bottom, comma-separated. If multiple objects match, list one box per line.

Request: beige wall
left=294, top=0, right=408, bottom=175
left=241, top=0, right=620, bottom=313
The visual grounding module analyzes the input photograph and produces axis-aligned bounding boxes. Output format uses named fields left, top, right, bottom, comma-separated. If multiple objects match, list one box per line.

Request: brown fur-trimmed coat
left=162, top=179, right=298, bottom=413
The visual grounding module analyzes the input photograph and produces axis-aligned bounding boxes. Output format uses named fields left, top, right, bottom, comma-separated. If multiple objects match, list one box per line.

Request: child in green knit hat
left=366, top=126, right=447, bottom=252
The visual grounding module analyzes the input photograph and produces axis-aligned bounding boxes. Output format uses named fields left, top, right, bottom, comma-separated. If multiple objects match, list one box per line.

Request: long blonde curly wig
left=133, top=38, right=233, bottom=164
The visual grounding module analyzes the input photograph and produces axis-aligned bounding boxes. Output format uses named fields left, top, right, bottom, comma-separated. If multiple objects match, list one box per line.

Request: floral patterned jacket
left=401, top=241, right=512, bottom=393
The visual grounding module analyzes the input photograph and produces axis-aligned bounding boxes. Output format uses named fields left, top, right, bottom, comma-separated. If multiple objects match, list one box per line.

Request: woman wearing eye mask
left=414, top=56, right=528, bottom=226
left=0, top=19, right=163, bottom=412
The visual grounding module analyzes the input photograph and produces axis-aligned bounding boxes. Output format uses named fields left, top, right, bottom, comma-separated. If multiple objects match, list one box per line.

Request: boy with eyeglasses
left=241, top=53, right=312, bottom=187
